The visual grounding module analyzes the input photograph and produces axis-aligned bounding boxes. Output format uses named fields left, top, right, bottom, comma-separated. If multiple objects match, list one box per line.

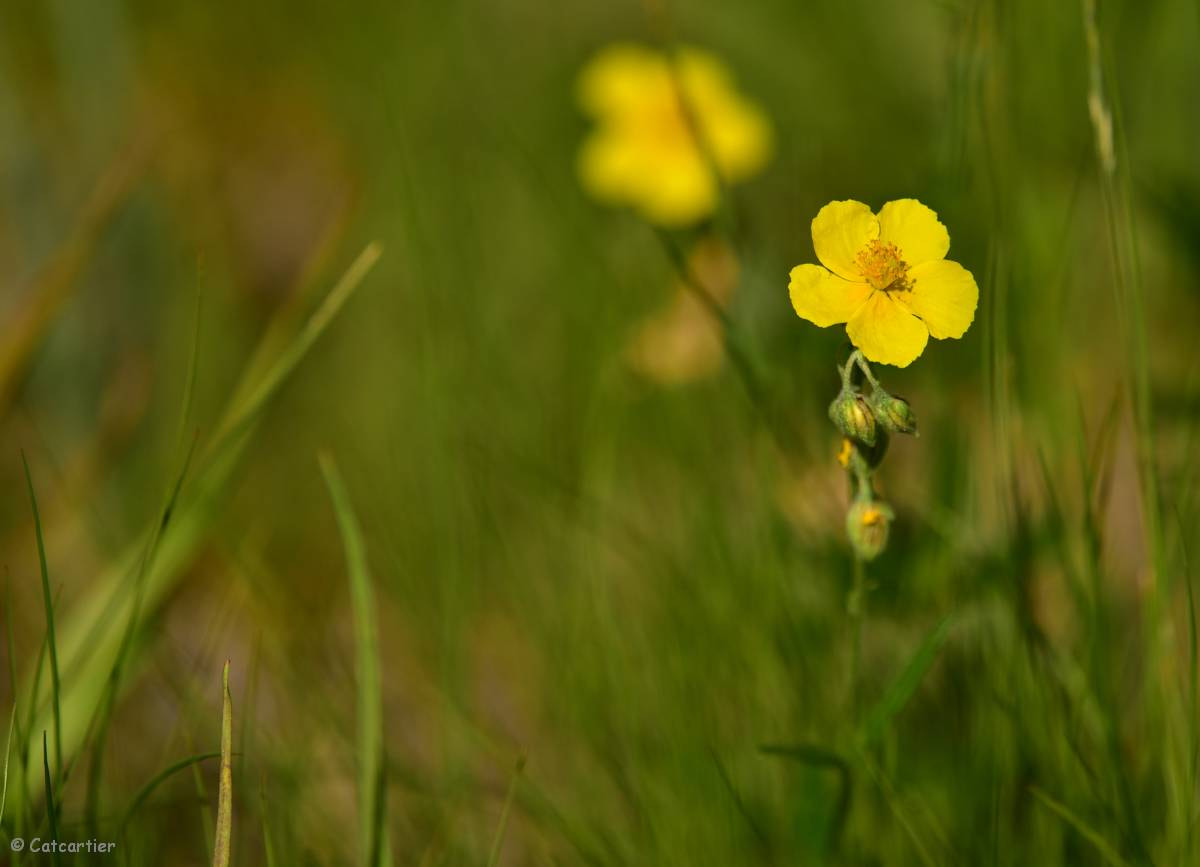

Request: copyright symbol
left=10, top=837, right=24, bottom=851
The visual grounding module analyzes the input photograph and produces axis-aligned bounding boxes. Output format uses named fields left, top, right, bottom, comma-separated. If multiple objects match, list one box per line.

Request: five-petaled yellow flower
left=577, top=43, right=772, bottom=227
left=789, top=200, right=978, bottom=367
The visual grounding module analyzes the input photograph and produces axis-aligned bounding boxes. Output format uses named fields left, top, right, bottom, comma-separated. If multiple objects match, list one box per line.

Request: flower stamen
left=855, top=240, right=911, bottom=292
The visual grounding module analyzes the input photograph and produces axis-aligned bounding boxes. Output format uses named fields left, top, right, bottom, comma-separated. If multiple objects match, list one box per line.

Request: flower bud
left=870, top=390, right=918, bottom=436
left=846, top=498, right=894, bottom=561
left=828, top=390, right=876, bottom=446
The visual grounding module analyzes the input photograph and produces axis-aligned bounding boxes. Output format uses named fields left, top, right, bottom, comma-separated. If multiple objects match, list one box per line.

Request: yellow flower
left=577, top=43, right=772, bottom=227
left=788, top=200, right=978, bottom=367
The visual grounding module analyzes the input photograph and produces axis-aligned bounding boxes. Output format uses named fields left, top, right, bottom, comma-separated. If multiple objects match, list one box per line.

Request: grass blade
left=207, top=243, right=382, bottom=461
left=858, top=750, right=939, bottom=867
left=760, top=742, right=852, bottom=854
left=858, top=615, right=952, bottom=748
left=260, top=777, right=277, bottom=867
left=319, top=453, right=389, bottom=867
left=86, top=290, right=203, bottom=836
left=1030, top=785, right=1131, bottom=867
left=41, top=733, right=60, bottom=867
left=1186, top=537, right=1199, bottom=850
left=1082, top=0, right=1164, bottom=602
left=4, top=575, right=27, bottom=834
left=486, top=756, right=526, bottom=867
left=188, top=728, right=216, bottom=864
left=1, top=705, right=14, bottom=825
left=710, top=749, right=770, bottom=850
left=23, top=453, right=62, bottom=788
left=10, top=244, right=381, bottom=815
left=212, top=661, right=234, bottom=867
left=117, top=752, right=220, bottom=836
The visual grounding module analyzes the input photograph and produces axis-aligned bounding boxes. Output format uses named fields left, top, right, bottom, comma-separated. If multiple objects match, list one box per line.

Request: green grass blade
left=259, top=777, right=277, bottom=867
left=116, top=751, right=220, bottom=836
left=486, top=756, right=525, bottom=867
left=15, top=618, right=44, bottom=836
left=319, top=453, right=389, bottom=867
left=212, top=661, right=234, bottom=867
left=41, top=733, right=60, bottom=867
left=85, top=378, right=201, bottom=835
left=760, top=743, right=852, bottom=853
left=23, top=453, right=62, bottom=788
left=207, top=243, right=382, bottom=462
left=4, top=575, right=26, bottom=832
left=1176, top=508, right=1198, bottom=856
left=1082, top=0, right=1164, bottom=604
left=858, top=615, right=952, bottom=748
left=174, top=281, right=204, bottom=454
left=759, top=742, right=848, bottom=771
left=4, top=576, right=18, bottom=728
left=10, top=244, right=381, bottom=815
left=858, top=750, right=939, bottom=867
left=189, top=727, right=216, bottom=864
left=1, top=704, right=14, bottom=825
left=710, top=750, right=770, bottom=850
left=1030, top=785, right=1131, bottom=867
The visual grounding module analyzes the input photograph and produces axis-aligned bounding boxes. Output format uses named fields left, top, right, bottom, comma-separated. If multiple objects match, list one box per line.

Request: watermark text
left=9, top=837, right=117, bottom=855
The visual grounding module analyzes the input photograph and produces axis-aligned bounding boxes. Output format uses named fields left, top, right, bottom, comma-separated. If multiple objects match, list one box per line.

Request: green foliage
left=1, top=0, right=1198, bottom=864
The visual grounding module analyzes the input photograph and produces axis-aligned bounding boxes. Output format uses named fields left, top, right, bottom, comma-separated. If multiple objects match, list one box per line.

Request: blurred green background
left=2, top=0, right=1199, bottom=864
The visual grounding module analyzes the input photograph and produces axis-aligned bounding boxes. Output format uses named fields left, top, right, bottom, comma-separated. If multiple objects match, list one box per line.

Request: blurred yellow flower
left=789, top=200, right=978, bottom=367
left=577, top=44, right=772, bottom=227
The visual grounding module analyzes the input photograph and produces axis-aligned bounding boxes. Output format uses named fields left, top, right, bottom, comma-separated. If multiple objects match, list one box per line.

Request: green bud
left=870, top=390, right=918, bottom=436
left=846, top=498, right=894, bottom=562
left=828, top=390, right=876, bottom=446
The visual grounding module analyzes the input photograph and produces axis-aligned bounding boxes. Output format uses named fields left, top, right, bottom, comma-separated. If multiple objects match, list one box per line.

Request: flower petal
left=578, top=126, right=716, bottom=226
left=811, top=200, right=879, bottom=281
left=677, top=49, right=773, bottom=182
left=846, top=292, right=929, bottom=368
left=577, top=44, right=666, bottom=117
left=876, top=199, right=949, bottom=267
left=577, top=128, right=639, bottom=202
left=639, top=155, right=717, bottom=226
left=789, top=264, right=872, bottom=328
left=905, top=259, right=979, bottom=339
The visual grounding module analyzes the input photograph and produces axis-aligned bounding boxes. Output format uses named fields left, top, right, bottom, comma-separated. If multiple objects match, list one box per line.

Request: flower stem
left=838, top=358, right=855, bottom=391
left=850, top=350, right=881, bottom=391
left=653, top=228, right=794, bottom=454
left=848, top=553, right=867, bottom=717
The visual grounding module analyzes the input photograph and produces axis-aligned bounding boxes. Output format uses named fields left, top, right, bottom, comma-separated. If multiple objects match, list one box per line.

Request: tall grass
left=320, top=453, right=391, bottom=867
left=2, top=0, right=1199, bottom=863
left=22, top=455, right=61, bottom=792
left=212, top=660, right=234, bottom=867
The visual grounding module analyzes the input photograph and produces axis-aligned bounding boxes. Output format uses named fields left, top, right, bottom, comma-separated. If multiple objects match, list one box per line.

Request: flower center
left=860, top=506, right=885, bottom=527
left=855, top=240, right=911, bottom=292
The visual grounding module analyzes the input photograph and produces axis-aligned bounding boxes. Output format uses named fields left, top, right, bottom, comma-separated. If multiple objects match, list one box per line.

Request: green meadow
left=2, top=0, right=1199, bottom=864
